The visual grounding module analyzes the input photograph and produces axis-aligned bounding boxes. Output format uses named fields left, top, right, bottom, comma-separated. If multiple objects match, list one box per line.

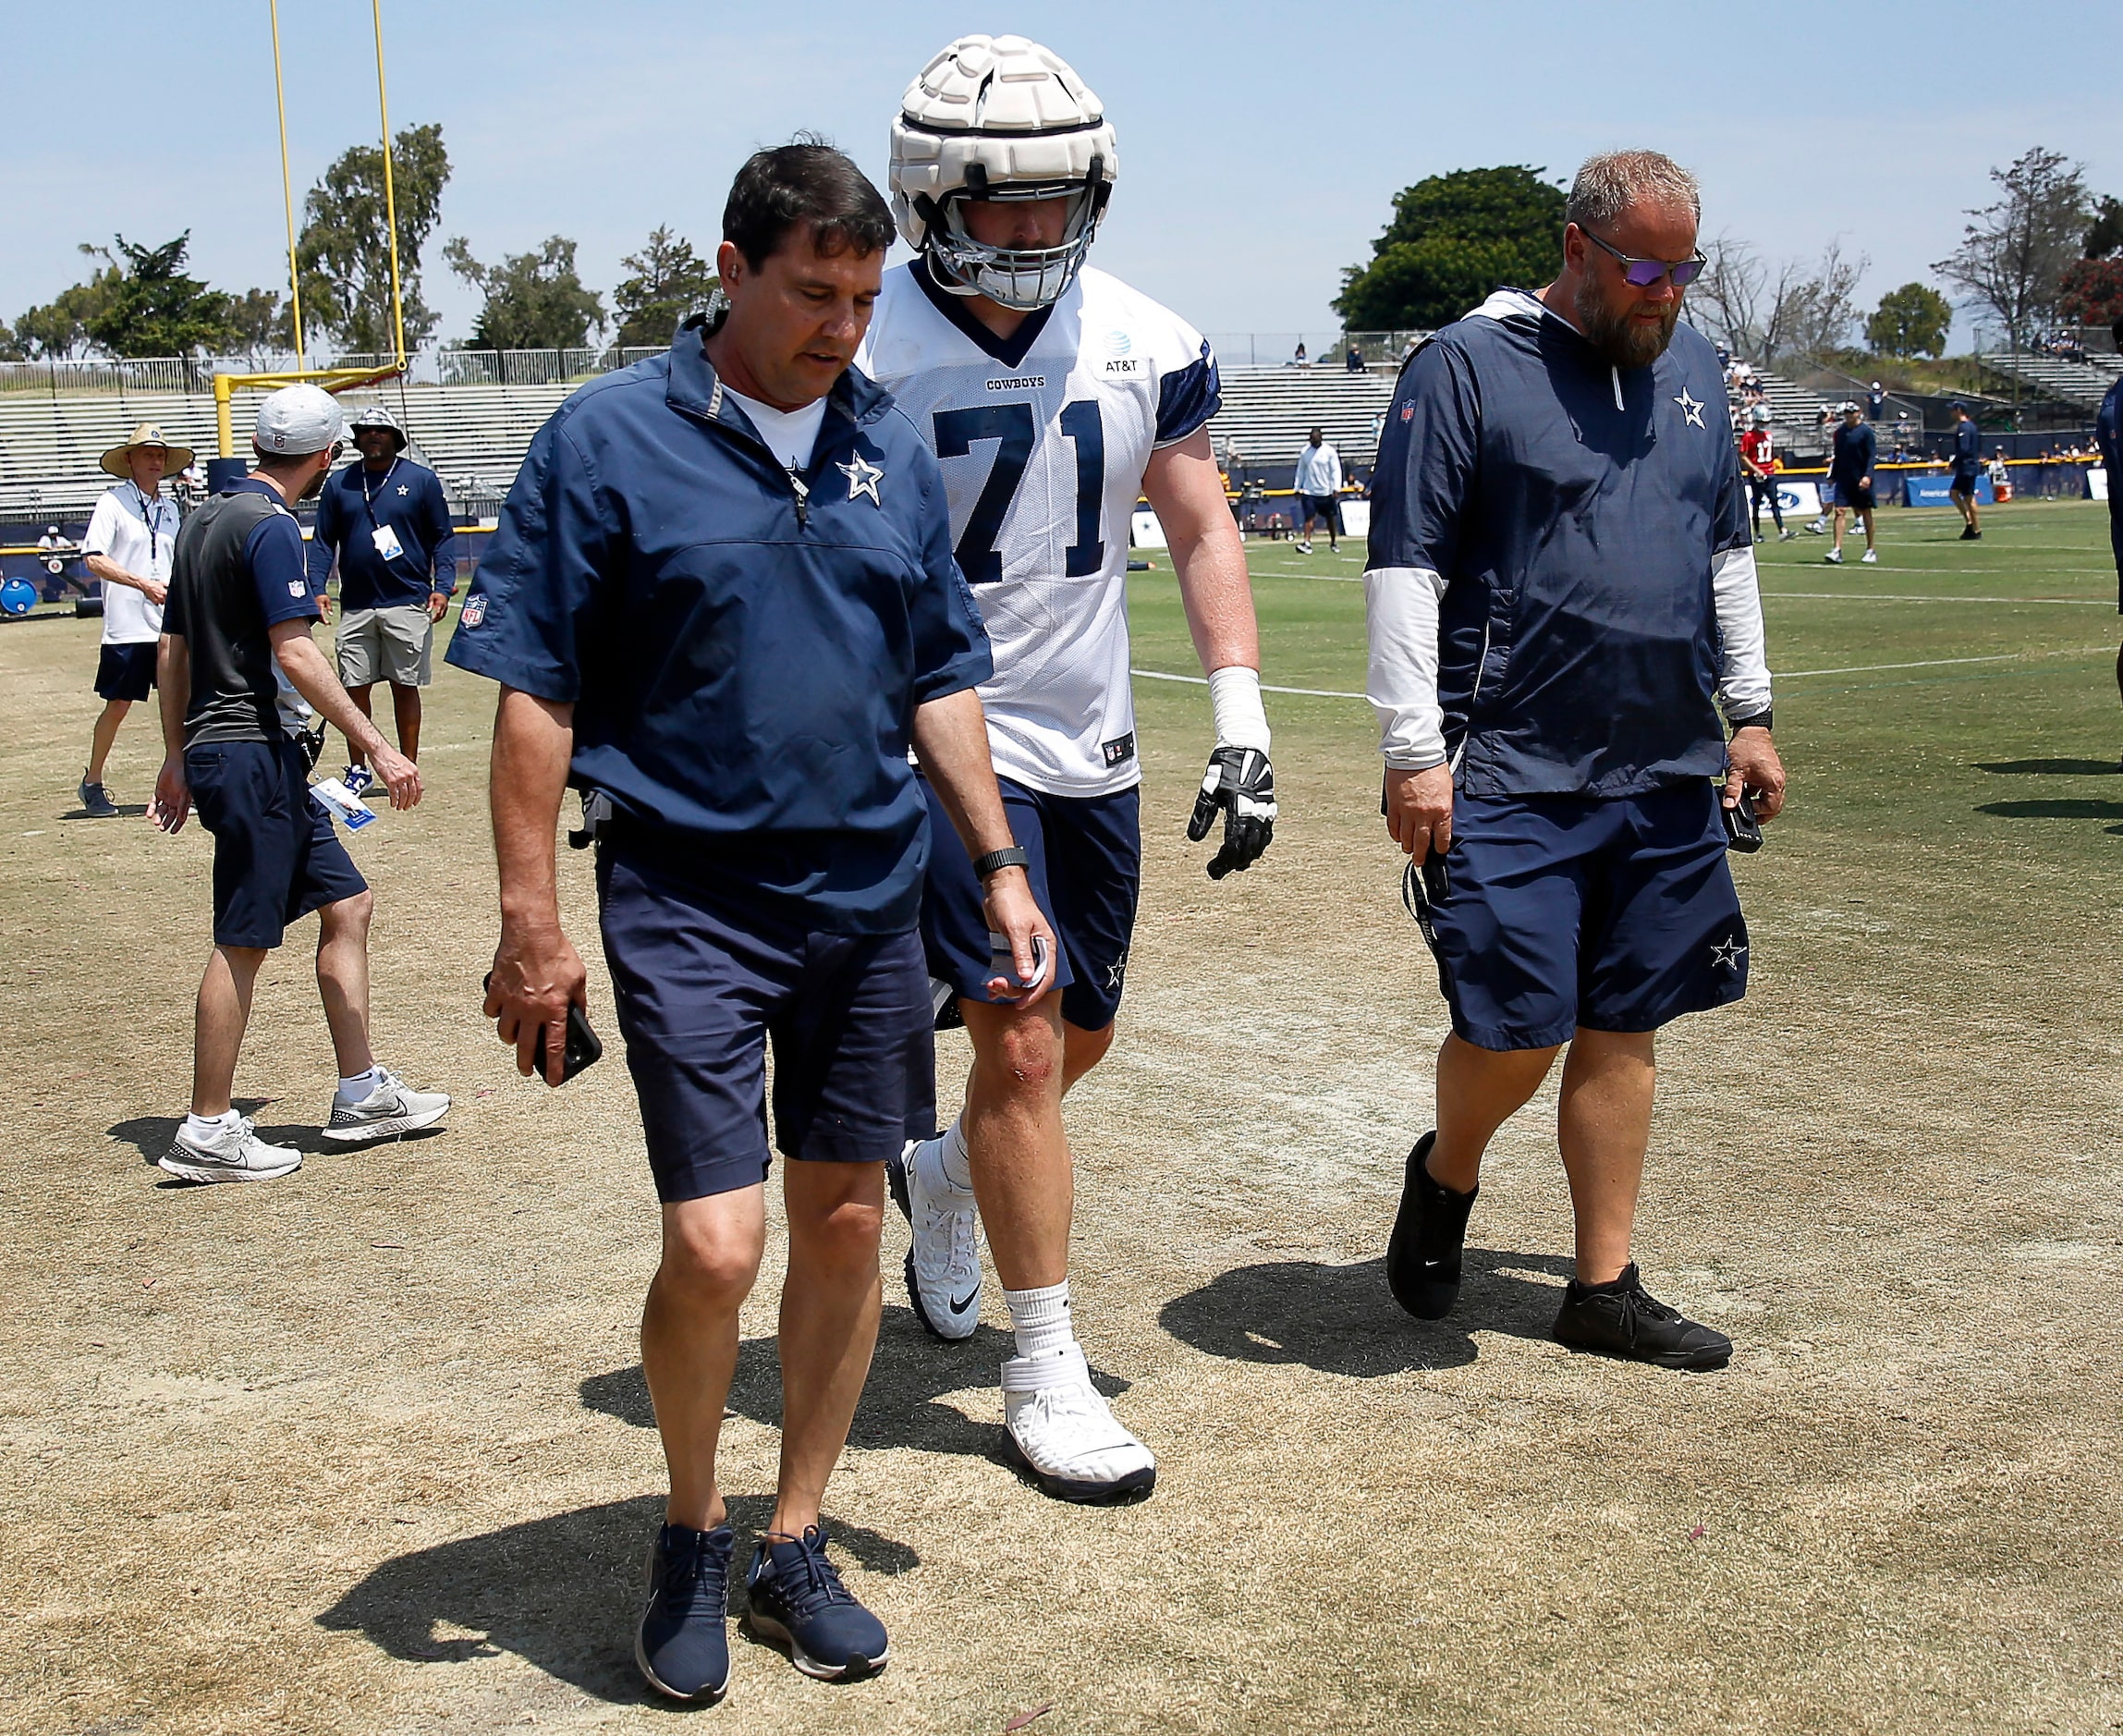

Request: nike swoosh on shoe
left=947, top=1290, right=978, bottom=1315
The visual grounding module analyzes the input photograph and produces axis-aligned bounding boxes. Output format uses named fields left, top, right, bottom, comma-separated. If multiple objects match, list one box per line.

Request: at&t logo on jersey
left=1102, top=329, right=1141, bottom=375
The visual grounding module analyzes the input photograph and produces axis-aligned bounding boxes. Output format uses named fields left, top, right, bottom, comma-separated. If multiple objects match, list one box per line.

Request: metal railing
left=0, top=345, right=675, bottom=397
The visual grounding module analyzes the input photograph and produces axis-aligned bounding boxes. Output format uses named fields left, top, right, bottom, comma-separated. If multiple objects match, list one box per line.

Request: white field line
left=1131, top=641, right=2116, bottom=701
left=1763, top=590, right=2112, bottom=605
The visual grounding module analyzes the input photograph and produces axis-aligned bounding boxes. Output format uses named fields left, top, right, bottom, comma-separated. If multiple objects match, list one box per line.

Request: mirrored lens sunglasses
left=1581, top=226, right=1705, bottom=287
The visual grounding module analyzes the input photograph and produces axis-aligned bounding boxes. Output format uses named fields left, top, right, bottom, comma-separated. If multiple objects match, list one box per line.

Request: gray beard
left=1574, top=276, right=1679, bottom=369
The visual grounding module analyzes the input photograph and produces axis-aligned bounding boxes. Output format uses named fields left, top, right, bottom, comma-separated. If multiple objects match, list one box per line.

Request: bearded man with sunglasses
left=1367, top=150, right=1787, bottom=1369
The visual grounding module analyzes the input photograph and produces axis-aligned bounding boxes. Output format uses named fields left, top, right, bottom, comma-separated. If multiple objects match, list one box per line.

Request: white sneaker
left=1779, top=528, right=1797, bottom=541
left=1861, top=548, right=1878, bottom=565
left=1293, top=539, right=1312, bottom=554
left=157, top=1116, right=302, bottom=1185
left=1001, top=1345, right=1156, bottom=1503
left=886, top=1136, right=981, bottom=1340
left=1824, top=548, right=1843, bottom=564
left=323, top=1068, right=452, bottom=1143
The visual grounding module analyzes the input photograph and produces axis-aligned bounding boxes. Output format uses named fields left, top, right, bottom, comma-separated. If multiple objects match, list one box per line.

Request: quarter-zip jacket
left=445, top=312, right=993, bottom=935
left=1364, top=287, right=1765, bottom=797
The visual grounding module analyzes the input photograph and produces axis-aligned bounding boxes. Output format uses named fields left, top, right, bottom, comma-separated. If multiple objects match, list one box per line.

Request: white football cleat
left=1001, top=1345, right=1156, bottom=1503
left=887, top=1137, right=981, bottom=1341
left=1824, top=548, right=1843, bottom=564
left=324, top=1068, right=452, bottom=1143
left=157, top=1117, right=302, bottom=1185
left=1861, top=548, right=1878, bottom=564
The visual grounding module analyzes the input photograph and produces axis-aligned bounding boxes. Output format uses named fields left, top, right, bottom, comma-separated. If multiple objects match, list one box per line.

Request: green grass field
left=6, top=496, right=2122, bottom=1733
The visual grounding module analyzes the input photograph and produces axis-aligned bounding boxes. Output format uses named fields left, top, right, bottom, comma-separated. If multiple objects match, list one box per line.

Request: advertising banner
left=1904, top=475, right=1995, bottom=507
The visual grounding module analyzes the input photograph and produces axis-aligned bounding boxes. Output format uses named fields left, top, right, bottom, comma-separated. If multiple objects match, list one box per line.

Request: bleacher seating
left=1976, top=351, right=2123, bottom=415
left=1204, top=365, right=1398, bottom=471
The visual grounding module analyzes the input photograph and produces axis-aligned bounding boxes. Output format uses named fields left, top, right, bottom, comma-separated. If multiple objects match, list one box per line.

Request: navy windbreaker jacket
left=1368, top=289, right=1751, bottom=798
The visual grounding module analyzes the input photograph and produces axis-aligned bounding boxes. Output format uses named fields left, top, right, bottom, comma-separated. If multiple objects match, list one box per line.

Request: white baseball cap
left=253, top=384, right=347, bottom=458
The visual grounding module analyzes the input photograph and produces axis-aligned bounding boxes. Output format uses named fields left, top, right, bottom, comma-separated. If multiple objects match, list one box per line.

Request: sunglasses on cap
left=1580, top=226, right=1706, bottom=288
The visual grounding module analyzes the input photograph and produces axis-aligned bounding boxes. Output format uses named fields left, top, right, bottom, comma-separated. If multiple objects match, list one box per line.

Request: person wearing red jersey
left=1738, top=407, right=1792, bottom=543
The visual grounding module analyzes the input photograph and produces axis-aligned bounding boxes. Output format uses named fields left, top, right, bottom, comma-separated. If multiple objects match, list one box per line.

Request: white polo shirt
left=81, top=483, right=179, bottom=645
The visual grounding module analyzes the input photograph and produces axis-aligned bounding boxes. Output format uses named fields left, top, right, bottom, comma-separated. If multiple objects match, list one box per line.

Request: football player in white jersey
left=863, top=34, right=1275, bottom=1503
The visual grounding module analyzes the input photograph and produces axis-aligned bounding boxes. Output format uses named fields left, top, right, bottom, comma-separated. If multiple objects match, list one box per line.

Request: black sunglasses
left=1580, top=226, right=1705, bottom=288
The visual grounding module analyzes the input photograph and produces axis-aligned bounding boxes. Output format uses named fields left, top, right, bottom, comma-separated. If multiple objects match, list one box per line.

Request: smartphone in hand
left=483, top=972, right=603, bottom=1084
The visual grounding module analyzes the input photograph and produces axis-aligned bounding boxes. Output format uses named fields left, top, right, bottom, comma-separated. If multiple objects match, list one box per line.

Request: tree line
left=1335, top=149, right=2123, bottom=365
left=1, top=123, right=722, bottom=363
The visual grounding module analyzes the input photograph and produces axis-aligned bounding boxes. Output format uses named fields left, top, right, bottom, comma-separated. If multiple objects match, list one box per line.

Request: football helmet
left=889, top=34, right=1117, bottom=311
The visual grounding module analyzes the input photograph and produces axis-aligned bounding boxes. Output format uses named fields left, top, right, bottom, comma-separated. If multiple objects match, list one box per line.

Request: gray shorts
left=337, top=604, right=433, bottom=688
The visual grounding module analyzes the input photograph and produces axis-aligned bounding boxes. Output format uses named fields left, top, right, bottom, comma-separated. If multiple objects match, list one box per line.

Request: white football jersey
left=859, top=261, right=1220, bottom=796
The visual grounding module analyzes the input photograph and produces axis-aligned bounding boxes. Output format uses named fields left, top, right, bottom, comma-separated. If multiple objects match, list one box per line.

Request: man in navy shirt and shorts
left=451, top=143, right=1055, bottom=1705
left=1826, top=401, right=1879, bottom=565
left=1368, top=150, right=1788, bottom=1371
left=1948, top=402, right=1984, bottom=541
left=150, top=385, right=448, bottom=1184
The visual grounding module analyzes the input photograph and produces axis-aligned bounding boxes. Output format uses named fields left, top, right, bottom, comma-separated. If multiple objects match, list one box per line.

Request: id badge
left=371, top=522, right=404, bottom=560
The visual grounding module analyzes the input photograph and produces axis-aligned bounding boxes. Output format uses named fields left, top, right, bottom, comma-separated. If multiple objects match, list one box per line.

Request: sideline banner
left=2093, top=469, right=2111, bottom=503
left=1904, top=475, right=1995, bottom=507
left=1774, top=481, right=1821, bottom=519
left=1130, top=508, right=1167, bottom=549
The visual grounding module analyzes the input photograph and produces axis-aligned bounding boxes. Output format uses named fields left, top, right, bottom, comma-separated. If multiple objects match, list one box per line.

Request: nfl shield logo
left=460, top=595, right=487, bottom=628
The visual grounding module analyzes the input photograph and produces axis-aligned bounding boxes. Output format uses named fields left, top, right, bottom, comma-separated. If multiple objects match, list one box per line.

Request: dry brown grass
left=2, top=610, right=2118, bottom=1735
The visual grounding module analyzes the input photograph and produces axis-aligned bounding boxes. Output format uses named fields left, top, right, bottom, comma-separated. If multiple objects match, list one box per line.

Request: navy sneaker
left=78, top=775, right=118, bottom=819
left=635, top=1522, right=733, bottom=1702
left=743, top=1526, right=888, bottom=1681
left=1552, top=1264, right=1733, bottom=1371
left=1385, top=1131, right=1479, bottom=1320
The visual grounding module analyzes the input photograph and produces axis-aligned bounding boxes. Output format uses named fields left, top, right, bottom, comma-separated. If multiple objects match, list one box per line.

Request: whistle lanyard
left=128, top=483, right=170, bottom=568
left=359, top=458, right=399, bottom=528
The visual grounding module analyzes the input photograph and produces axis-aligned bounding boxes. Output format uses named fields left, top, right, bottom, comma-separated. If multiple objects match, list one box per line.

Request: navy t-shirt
left=1831, top=421, right=1877, bottom=481
left=446, top=318, right=993, bottom=935
left=164, top=477, right=320, bottom=745
left=1952, top=419, right=1981, bottom=468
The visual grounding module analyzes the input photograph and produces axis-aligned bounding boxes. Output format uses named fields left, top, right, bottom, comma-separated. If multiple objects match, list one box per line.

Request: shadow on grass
left=1975, top=799, right=2123, bottom=820
left=1159, top=1249, right=1572, bottom=1375
left=1974, top=759, right=2119, bottom=776
left=109, top=1097, right=448, bottom=1177
left=582, top=1304, right=1130, bottom=1471
left=314, top=1493, right=917, bottom=1704
left=61, top=802, right=150, bottom=821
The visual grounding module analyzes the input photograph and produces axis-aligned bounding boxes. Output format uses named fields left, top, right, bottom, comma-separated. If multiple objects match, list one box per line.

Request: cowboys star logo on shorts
left=1709, top=935, right=1746, bottom=971
left=838, top=453, right=885, bottom=507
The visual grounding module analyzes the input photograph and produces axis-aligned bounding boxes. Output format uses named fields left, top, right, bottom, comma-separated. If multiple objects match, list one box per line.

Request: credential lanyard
left=359, top=458, right=400, bottom=528
left=129, top=483, right=170, bottom=567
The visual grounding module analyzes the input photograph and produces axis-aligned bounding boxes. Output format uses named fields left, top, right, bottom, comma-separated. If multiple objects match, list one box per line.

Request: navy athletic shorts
left=919, top=772, right=1141, bottom=1034
left=1950, top=463, right=1980, bottom=495
left=185, top=737, right=368, bottom=949
left=94, top=642, right=157, bottom=703
left=1833, top=475, right=1874, bottom=513
left=597, top=847, right=932, bottom=1203
left=1299, top=493, right=1341, bottom=529
left=1427, top=782, right=1748, bottom=1050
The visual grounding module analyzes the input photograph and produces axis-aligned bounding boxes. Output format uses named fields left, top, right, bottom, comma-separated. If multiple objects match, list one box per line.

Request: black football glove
left=1188, top=746, right=1276, bottom=879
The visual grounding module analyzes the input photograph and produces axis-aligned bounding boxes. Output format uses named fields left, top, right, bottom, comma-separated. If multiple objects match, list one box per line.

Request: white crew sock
left=927, top=1114, right=975, bottom=1193
left=1004, top=1278, right=1076, bottom=1361
left=183, top=1109, right=240, bottom=1143
left=336, top=1066, right=383, bottom=1104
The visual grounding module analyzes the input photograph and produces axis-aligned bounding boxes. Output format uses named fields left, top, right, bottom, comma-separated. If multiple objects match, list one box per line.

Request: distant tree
left=83, top=234, right=233, bottom=358
left=2059, top=259, right=2123, bottom=330
left=1689, top=234, right=1866, bottom=363
left=612, top=226, right=719, bottom=348
left=444, top=235, right=604, bottom=351
left=294, top=122, right=451, bottom=354
left=2085, top=194, right=2123, bottom=261
left=1865, top=282, right=1952, bottom=358
left=1334, top=165, right=1566, bottom=331
left=1934, top=146, right=2092, bottom=350
left=8, top=248, right=123, bottom=359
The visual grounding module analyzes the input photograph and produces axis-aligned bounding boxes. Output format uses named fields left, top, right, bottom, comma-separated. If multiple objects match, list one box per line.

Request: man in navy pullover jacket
left=448, top=143, right=1056, bottom=1703
left=1366, top=150, right=1788, bottom=1372
left=307, top=405, right=456, bottom=774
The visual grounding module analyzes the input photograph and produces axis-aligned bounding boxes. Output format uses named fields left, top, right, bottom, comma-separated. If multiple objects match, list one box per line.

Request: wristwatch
left=972, top=846, right=1031, bottom=878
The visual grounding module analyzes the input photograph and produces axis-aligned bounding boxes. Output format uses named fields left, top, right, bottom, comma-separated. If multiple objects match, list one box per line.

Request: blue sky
left=4, top=1, right=2115, bottom=353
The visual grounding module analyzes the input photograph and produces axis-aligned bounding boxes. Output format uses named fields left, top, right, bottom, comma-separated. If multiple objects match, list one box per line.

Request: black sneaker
left=1959, top=526, right=1982, bottom=541
left=743, top=1526, right=888, bottom=1681
left=1552, top=1264, right=1732, bottom=1370
left=78, top=775, right=118, bottom=818
left=1385, top=1131, right=1478, bottom=1320
left=635, top=1522, right=733, bottom=1702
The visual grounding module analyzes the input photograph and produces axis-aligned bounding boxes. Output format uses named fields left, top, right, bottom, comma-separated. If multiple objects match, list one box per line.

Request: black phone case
left=1721, top=791, right=1763, bottom=853
left=484, top=974, right=604, bottom=1083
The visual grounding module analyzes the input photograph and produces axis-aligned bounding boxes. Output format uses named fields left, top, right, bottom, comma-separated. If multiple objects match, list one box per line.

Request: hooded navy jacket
left=445, top=314, right=993, bottom=935
left=1368, top=288, right=1751, bottom=798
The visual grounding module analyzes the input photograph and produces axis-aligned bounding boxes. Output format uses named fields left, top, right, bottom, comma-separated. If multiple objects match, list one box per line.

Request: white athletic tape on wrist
left=1207, top=665, right=1271, bottom=752
left=1000, top=1345, right=1092, bottom=1393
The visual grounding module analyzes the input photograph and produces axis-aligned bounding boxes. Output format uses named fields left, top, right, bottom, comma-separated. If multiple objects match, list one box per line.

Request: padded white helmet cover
left=889, top=34, right=1118, bottom=307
